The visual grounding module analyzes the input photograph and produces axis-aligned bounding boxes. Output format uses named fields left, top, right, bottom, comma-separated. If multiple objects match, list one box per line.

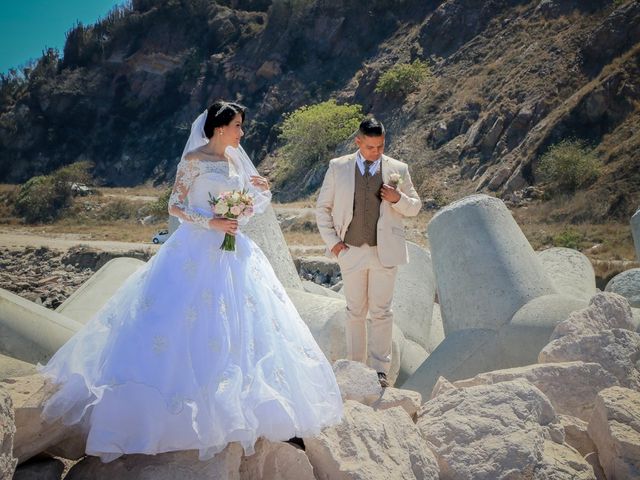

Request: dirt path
left=0, top=230, right=159, bottom=253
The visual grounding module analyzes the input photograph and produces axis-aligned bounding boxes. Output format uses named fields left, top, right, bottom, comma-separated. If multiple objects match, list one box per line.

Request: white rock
left=558, top=414, right=596, bottom=457
left=605, top=268, right=640, bottom=308
left=1, top=374, right=85, bottom=463
left=587, top=386, right=640, bottom=480
left=539, top=328, right=640, bottom=390
left=239, top=438, right=314, bottom=480
left=428, top=194, right=556, bottom=333
left=550, top=292, right=635, bottom=341
left=453, top=361, right=618, bottom=422
left=0, top=354, right=36, bottom=381
left=306, top=401, right=439, bottom=480
left=369, top=387, right=422, bottom=419
left=417, top=379, right=594, bottom=480
left=538, top=247, right=597, bottom=300
left=430, top=376, right=458, bottom=400
left=64, top=443, right=243, bottom=480
left=332, top=360, right=381, bottom=404
left=537, top=440, right=597, bottom=480
left=0, top=386, right=17, bottom=479
left=584, top=452, right=607, bottom=480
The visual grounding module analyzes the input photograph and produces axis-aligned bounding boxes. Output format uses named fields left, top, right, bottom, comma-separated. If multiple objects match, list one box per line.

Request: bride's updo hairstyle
left=204, top=101, right=246, bottom=139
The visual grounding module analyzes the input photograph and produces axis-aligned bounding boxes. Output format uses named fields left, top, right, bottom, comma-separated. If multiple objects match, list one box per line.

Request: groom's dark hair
left=358, top=117, right=385, bottom=137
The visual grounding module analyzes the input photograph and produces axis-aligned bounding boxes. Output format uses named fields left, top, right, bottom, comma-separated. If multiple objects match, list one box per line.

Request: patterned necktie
left=365, top=161, right=374, bottom=177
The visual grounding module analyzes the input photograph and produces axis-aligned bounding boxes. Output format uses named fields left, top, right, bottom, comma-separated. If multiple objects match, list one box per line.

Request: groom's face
left=355, top=134, right=385, bottom=162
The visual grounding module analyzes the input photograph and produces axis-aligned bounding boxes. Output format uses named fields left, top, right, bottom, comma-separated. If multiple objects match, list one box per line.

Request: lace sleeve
left=168, top=159, right=210, bottom=229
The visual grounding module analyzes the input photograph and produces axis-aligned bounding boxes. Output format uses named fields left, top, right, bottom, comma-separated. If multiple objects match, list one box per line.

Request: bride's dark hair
left=204, top=101, right=246, bottom=139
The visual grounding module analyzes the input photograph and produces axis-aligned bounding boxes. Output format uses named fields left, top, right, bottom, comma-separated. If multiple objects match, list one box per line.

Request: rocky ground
left=0, top=246, right=152, bottom=309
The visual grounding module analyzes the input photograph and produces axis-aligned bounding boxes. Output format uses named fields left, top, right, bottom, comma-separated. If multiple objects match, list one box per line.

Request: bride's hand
left=208, top=218, right=238, bottom=235
left=250, top=175, right=270, bottom=191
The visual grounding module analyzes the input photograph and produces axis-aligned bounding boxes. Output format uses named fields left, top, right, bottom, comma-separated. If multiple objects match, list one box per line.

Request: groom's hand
left=380, top=184, right=401, bottom=203
left=331, top=241, right=349, bottom=257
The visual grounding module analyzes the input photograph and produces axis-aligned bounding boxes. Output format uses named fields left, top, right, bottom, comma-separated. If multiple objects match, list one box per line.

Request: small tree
left=537, top=139, right=601, bottom=193
left=278, top=100, right=363, bottom=172
left=14, top=161, right=94, bottom=223
left=375, top=60, right=431, bottom=96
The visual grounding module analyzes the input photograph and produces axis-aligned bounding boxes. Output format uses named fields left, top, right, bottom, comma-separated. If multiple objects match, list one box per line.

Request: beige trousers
left=337, top=244, right=397, bottom=374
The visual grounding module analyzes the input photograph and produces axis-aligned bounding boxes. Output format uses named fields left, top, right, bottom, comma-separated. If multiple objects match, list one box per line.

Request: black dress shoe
left=377, top=372, right=390, bottom=388
left=285, top=436, right=305, bottom=450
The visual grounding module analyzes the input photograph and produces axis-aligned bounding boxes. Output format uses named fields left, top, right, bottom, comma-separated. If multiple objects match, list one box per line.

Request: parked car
left=152, top=230, right=170, bottom=244
left=70, top=182, right=93, bottom=196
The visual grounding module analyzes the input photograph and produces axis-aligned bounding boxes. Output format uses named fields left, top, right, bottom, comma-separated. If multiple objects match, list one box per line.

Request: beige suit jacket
left=316, top=152, right=422, bottom=267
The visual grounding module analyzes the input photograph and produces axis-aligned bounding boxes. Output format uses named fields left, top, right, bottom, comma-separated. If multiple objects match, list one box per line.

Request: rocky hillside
left=1, top=0, right=638, bottom=221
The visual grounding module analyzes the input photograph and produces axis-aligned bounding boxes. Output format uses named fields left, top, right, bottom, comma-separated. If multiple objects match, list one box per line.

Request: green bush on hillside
left=14, top=161, right=94, bottom=223
left=144, top=187, right=172, bottom=217
left=375, top=60, right=431, bottom=96
left=552, top=229, right=584, bottom=250
left=537, top=139, right=601, bottom=193
left=277, top=100, right=363, bottom=174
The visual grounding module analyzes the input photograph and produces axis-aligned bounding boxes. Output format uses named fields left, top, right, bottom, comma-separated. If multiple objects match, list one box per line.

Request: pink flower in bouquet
left=208, top=189, right=255, bottom=251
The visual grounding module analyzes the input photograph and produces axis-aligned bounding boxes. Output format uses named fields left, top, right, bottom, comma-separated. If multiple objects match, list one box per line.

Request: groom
left=315, top=117, right=422, bottom=387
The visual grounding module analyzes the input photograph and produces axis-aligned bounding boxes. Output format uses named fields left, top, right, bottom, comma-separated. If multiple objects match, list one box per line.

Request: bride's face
left=219, top=113, right=244, bottom=148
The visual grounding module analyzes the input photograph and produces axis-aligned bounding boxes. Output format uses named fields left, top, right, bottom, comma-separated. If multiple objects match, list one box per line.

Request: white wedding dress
left=39, top=158, right=343, bottom=462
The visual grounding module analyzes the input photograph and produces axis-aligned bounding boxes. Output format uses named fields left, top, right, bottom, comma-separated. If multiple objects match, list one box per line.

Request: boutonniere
left=388, top=173, right=403, bottom=188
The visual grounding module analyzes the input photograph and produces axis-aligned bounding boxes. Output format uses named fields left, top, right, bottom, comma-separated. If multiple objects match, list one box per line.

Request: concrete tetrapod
left=537, top=247, right=597, bottom=300
left=56, top=257, right=145, bottom=324
left=428, top=194, right=557, bottom=334
left=393, top=242, right=436, bottom=352
left=0, top=289, right=82, bottom=364
left=242, top=205, right=302, bottom=290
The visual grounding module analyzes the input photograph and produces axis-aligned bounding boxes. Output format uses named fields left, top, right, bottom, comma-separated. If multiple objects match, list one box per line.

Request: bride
left=38, top=100, right=344, bottom=462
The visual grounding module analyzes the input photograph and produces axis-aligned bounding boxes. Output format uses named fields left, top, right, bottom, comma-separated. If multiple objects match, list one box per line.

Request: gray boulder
left=605, top=268, right=640, bottom=308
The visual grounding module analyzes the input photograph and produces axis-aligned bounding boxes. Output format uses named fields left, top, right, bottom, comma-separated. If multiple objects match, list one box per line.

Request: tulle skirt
left=39, top=222, right=343, bottom=462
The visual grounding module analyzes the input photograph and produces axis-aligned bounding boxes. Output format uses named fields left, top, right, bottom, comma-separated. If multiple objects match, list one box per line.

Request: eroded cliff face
left=1, top=0, right=638, bottom=219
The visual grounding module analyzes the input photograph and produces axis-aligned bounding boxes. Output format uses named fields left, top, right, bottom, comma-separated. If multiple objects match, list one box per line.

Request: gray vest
left=344, top=163, right=382, bottom=247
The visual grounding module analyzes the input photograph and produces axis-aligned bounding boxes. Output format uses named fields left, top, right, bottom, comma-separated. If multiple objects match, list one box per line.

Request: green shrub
left=13, top=161, right=94, bottom=223
left=552, top=229, right=584, bottom=250
left=537, top=139, right=601, bottom=193
left=99, top=199, right=138, bottom=221
left=14, top=175, right=70, bottom=223
left=144, top=187, right=172, bottom=217
left=375, top=60, right=432, bottom=96
left=277, top=100, right=363, bottom=174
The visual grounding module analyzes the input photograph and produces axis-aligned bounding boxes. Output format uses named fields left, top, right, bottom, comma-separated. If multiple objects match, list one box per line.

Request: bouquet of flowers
left=208, top=190, right=254, bottom=251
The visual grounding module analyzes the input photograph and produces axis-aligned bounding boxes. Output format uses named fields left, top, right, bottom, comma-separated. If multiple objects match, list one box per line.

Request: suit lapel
left=344, top=153, right=357, bottom=210
left=381, top=155, right=391, bottom=184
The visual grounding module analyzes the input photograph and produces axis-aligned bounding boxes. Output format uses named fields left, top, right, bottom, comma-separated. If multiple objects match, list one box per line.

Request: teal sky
left=0, top=0, right=125, bottom=74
